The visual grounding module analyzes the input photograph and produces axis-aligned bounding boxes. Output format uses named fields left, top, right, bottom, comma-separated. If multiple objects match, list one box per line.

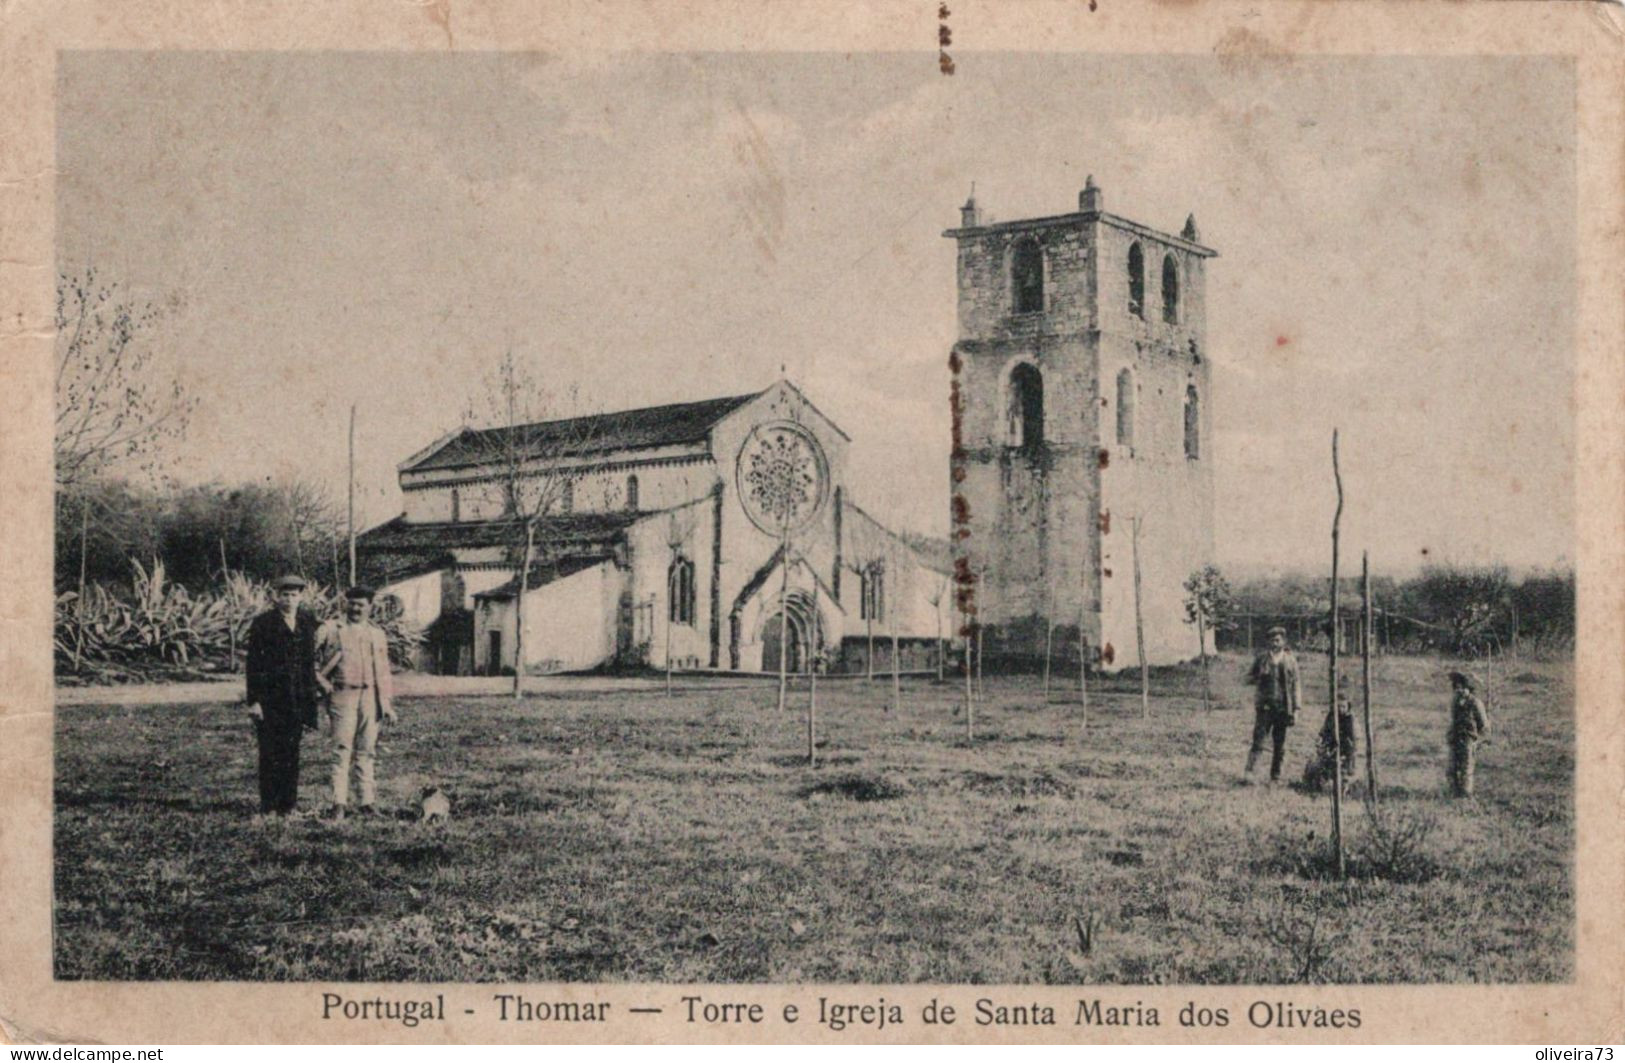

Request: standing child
left=1303, top=686, right=1357, bottom=795
left=1447, top=670, right=1491, bottom=797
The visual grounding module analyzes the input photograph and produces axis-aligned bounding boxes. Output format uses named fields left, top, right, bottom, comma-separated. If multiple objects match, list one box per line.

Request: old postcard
left=2, top=0, right=1622, bottom=1046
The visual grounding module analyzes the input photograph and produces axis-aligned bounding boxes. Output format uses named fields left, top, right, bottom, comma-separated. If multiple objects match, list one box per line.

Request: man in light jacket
left=316, top=586, right=397, bottom=820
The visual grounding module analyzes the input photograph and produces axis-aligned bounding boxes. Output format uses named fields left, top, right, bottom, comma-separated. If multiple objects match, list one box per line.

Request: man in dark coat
left=1245, top=625, right=1301, bottom=783
left=244, top=574, right=322, bottom=817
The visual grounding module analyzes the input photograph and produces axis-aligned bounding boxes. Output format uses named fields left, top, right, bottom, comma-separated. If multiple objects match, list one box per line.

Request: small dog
left=418, top=786, right=451, bottom=824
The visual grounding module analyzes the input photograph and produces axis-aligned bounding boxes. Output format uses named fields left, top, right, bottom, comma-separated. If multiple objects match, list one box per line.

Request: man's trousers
left=1449, top=735, right=1478, bottom=797
left=254, top=717, right=304, bottom=815
left=1246, top=709, right=1293, bottom=781
left=328, top=687, right=380, bottom=808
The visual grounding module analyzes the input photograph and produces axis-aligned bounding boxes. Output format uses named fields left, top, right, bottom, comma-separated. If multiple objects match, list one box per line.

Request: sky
left=56, top=51, right=1575, bottom=575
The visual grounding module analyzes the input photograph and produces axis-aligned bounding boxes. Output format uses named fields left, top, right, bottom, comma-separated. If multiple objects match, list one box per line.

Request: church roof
left=403, top=391, right=762, bottom=473
left=356, top=513, right=640, bottom=553
left=471, top=554, right=616, bottom=600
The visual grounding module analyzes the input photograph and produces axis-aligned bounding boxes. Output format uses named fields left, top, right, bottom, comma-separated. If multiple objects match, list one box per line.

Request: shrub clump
left=801, top=772, right=910, bottom=803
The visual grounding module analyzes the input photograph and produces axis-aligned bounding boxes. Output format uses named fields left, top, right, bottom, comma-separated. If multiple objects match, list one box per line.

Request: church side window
left=1012, top=237, right=1044, bottom=315
left=560, top=479, right=573, bottom=514
left=450, top=487, right=460, bottom=523
left=1184, top=385, right=1201, bottom=460
left=1128, top=243, right=1145, bottom=319
left=860, top=565, right=885, bottom=623
left=668, top=557, right=696, bottom=626
left=1162, top=254, right=1180, bottom=324
left=1116, top=368, right=1135, bottom=447
left=626, top=474, right=639, bottom=511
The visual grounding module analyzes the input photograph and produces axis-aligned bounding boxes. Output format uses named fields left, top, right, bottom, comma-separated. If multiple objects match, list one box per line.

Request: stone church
left=945, top=178, right=1217, bottom=669
left=358, top=381, right=951, bottom=676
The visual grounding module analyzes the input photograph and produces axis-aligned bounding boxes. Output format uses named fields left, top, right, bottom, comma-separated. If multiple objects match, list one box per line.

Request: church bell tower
left=945, top=178, right=1217, bottom=670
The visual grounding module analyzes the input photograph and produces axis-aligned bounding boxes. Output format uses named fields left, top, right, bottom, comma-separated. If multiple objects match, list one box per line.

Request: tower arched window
left=1184, top=385, right=1201, bottom=460
left=560, top=479, right=574, bottom=514
left=1162, top=254, right=1181, bottom=324
left=1115, top=368, right=1136, bottom=447
left=1012, top=238, right=1044, bottom=315
left=668, top=557, right=696, bottom=626
left=1005, top=362, right=1045, bottom=451
left=625, top=474, right=639, bottom=511
left=1127, top=243, right=1145, bottom=319
left=450, top=487, right=461, bottom=523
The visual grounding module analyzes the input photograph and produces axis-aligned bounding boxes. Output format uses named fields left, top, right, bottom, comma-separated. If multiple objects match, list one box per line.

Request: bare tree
left=277, top=477, right=343, bottom=583
left=1183, top=564, right=1237, bottom=712
left=925, top=572, right=948, bottom=683
left=461, top=349, right=601, bottom=698
left=55, top=268, right=193, bottom=489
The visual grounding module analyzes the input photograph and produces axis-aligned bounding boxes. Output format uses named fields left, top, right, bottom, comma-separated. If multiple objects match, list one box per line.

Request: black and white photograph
left=4, top=0, right=1623, bottom=1046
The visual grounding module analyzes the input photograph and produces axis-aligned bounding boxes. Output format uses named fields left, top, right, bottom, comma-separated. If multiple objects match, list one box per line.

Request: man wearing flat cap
left=316, top=586, right=396, bottom=820
left=1447, top=670, right=1491, bottom=797
left=244, top=575, right=322, bottom=817
left=1244, top=625, right=1301, bottom=783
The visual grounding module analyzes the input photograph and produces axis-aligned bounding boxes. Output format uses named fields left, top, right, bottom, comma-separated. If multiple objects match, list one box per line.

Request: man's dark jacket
left=246, top=608, right=321, bottom=730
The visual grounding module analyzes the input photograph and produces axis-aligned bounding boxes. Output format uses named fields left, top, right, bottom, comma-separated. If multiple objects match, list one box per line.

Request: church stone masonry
left=945, top=177, right=1218, bottom=670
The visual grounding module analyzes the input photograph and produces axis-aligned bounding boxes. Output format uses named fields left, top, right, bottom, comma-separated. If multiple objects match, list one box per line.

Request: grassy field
left=53, top=653, right=1572, bottom=984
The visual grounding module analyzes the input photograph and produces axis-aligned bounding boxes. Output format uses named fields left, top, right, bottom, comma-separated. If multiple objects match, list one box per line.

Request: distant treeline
left=1222, top=566, right=1574, bottom=657
left=57, top=477, right=350, bottom=593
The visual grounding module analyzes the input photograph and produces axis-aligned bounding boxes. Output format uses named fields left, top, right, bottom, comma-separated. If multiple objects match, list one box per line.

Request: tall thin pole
left=1132, top=515, right=1148, bottom=719
left=1196, top=597, right=1211, bottom=711
left=1043, top=617, right=1054, bottom=702
left=808, top=568, right=818, bottom=766
left=975, top=620, right=984, bottom=701
left=222, top=536, right=237, bottom=672
left=347, top=403, right=357, bottom=586
left=965, top=622, right=975, bottom=742
left=777, top=537, right=790, bottom=714
left=1362, top=550, right=1377, bottom=803
left=935, top=589, right=945, bottom=683
left=1078, top=599, right=1089, bottom=731
left=890, top=565, right=901, bottom=715
left=1329, top=430, right=1346, bottom=879
left=665, top=563, right=674, bottom=700
left=75, top=496, right=89, bottom=671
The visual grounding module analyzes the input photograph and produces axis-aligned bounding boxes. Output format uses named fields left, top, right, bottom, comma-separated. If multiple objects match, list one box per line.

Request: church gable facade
left=945, top=178, right=1217, bottom=669
left=359, top=381, right=949, bottom=676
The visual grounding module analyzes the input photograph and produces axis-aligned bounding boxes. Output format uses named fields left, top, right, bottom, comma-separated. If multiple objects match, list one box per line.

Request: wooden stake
left=1043, top=617, right=1054, bottom=702
left=665, top=564, right=674, bottom=700
left=1196, top=596, right=1211, bottom=712
left=935, top=586, right=945, bottom=683
left=777, top=537, right=790, bottom=715
left=76, top=496, right=89, bottom=672
left=975, top=621, right=984, bottom=701
left=222, top=536, right=236, bottom=672
left=890, top=563, right=901, bottom=715
left=809, top=569, right=818, bottom=766
left=1329, top=430, right=1346, bottom=879
left=1132, top=514, right=1148, bottom=719
left=347, top=403, right=357, bottom=587
left=1078, top=601, right=1089, bottom=733
left=965, top=622, right=975, bottom=742
left=1362, top=550, right=1377, bottom=803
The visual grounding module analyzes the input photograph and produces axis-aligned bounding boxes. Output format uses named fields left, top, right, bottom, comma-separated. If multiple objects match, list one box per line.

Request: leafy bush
left=1356, top=801, right=1442, bottom=884
left=56, top=560, right=423, bottom=682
